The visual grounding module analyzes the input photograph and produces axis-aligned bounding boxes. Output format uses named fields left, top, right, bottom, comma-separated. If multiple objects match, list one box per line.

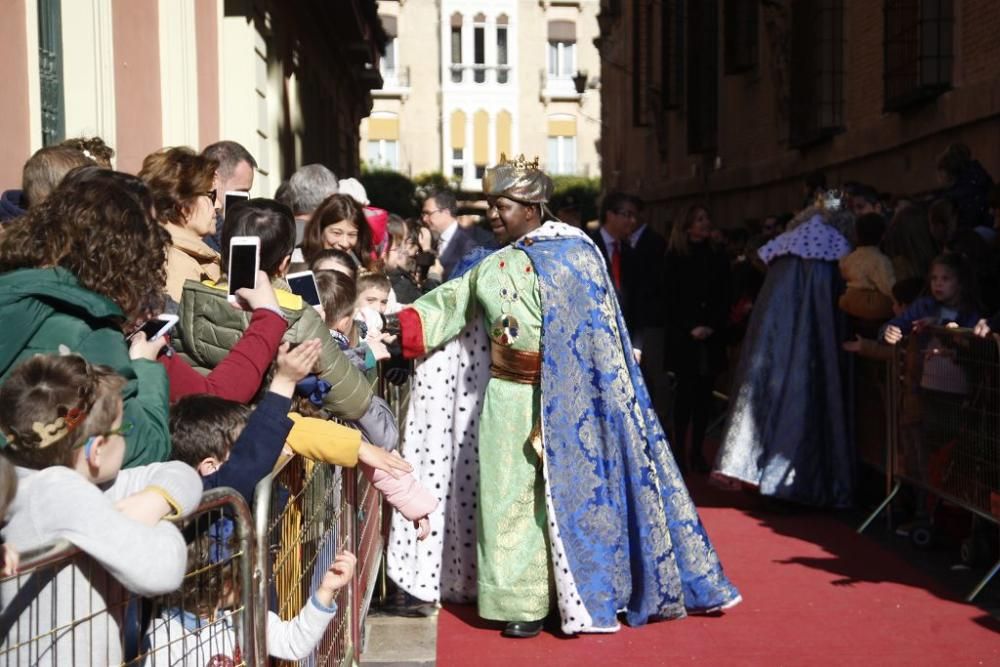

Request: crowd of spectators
left=0, top=136, right=452, bottom=663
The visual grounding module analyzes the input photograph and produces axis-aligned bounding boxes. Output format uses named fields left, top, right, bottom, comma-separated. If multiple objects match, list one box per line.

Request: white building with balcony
left=361, top=0, right=601, bottom=190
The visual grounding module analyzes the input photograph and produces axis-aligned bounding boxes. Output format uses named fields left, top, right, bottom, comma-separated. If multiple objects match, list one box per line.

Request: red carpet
left=436, top=479, right=999, bottom=666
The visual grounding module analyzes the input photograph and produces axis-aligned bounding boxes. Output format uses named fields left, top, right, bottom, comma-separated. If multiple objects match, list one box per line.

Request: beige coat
left=163, top=223, right=221, bottom=302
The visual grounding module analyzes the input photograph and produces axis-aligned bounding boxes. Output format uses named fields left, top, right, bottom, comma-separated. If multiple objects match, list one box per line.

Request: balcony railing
left=374, top=65, right=411, bottom=98
left=448, top=64, right=512, bottom=85
left=539, top=69, right=582, bottom=101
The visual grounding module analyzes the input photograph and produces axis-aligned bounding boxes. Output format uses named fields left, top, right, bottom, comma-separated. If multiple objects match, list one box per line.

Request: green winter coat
left=0, top=268, right=171, bottom=467
left=172, top=278, right=373, bottom=420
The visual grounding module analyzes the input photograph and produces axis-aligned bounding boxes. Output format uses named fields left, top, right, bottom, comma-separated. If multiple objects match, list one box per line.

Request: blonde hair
left=668, top=204, right=709, bottom=255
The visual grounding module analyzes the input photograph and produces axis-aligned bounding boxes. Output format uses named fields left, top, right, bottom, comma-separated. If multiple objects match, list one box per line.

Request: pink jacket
left=361, top=463, right=438, bottom=520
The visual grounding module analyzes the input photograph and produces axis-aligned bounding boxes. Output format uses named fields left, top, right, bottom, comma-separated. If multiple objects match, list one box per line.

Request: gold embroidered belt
left=490, top=345, right=542, bottom=385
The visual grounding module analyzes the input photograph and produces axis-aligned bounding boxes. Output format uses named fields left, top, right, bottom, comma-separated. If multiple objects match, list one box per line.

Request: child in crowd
left=0, top=353, right=203, bottom=666
left=311, top=248, right=358, bottom=281
left=883, top=253, right=981, bottom=345
left=839, top=212, right=896, bottom=322
left=145, top=526, right=357, bottom=664
left=316, top=270, right=392, bottom=372
left=842, top=277, right=924, bottom=358
left=171, top=332, right=410, bottom=482
left=356, top=272, right=392, bottom=315
left=169, top=339, right=322, bottom=503
left=383, top=215, right=422, bottom=304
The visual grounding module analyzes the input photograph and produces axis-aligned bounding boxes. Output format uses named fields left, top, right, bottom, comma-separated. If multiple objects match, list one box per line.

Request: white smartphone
left=228, top=236, right=261, bottom=302
left=224, top=190, right=250, bottom=213
left=287, top=270, right=322, bottom=308
left=130, top=314, right=179, bottom=341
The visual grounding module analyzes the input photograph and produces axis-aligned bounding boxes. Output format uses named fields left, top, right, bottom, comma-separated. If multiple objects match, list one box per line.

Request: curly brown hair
left=138, top=146, right=218, bottom=227
left=301, top=193, right=373, bottom=267
left=59, top=136, right=116, bottom=169
left=0, top=354, right=125, bottom=470
left=0, top=166, right=170, bottom=321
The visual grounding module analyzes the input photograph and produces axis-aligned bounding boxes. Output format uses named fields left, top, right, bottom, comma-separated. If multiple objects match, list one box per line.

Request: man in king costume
left=384, top=156, right=740, bottom=638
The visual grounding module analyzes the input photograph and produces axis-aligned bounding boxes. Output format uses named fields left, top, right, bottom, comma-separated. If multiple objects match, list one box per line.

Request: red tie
left=611, top=240, right=622, bottom=290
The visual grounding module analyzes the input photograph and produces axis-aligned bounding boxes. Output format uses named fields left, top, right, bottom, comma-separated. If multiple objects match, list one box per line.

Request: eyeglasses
left=201, top=190, right=218, bottom=205
left=74, top=422, right=134, bottom=449
left=421, top=208, right=444, bottom=218
left=613, top=209, right=638, bottom=219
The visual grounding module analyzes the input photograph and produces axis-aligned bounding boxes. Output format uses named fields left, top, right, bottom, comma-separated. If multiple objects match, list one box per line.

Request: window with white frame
left=368, top=140, right=399, bottom=170
left=451, top=148, right=465, bottom=180
left=473, top=13, right=486, bottom=83
left=381, top=38, right=397, bottom=81
left=547, top=136, right=576, bottom=175
left=450, top=13, right=463, bottom=83
left=548, top=42, right=575, bottom=78
left=379, top=15, right=398, bottom=84
left=547, top=21, right=577, bottom=80
left=497, top=15, right=510, bottom=84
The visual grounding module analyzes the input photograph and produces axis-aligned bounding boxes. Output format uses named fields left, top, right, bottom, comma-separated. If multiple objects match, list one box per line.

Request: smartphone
left=130, top=314, right=179, bottom=341
left=287, top=270, right=322, bottom=308
left=224, top=190, right=250, bottom=213
left=228, top=236, right=261, bottom=302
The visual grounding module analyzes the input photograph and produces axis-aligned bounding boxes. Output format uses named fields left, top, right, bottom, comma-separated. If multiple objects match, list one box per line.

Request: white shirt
left=628, top=223, right=647, bottom=249
left=437, top=221, right=459, bottom=256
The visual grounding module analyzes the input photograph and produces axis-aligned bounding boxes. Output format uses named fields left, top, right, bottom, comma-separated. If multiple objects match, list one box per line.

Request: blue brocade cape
left=513, top=224, right=740, bottom=630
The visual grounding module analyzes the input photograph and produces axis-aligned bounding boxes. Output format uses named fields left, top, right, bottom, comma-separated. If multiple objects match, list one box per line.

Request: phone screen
left=134, top=317, right=176, bottom=341
left=288, top=273, right=321, bottom=307
left=225, top=192, right=250, bottom=212
left=229, top=244, right=258, bottom=295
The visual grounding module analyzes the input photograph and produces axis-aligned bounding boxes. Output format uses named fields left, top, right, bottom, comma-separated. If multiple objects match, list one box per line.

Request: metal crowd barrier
left=0, top=487, right=257, bottom=666
left=1, top=368, right=409, bottom=666
left=254, top=455, right=352, bottom=667
left=859, top=326, right=1000, bottom=601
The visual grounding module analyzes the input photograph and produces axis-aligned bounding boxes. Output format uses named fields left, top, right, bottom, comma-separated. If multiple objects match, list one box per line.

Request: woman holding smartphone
left=300, top=194, right=375, bottom=269
left=139, top=147, right=223, bottom=302
left=0, top=167, right=174, bottom=467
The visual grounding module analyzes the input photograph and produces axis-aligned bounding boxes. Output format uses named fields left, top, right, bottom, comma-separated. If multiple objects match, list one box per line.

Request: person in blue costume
left=384, top=155, right=740, bottom=638
left=713, top=192, right=856, bottom=508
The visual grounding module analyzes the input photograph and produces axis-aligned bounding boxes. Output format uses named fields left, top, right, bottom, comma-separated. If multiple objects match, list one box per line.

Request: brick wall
left=599, top=0, right=1000, bottom=232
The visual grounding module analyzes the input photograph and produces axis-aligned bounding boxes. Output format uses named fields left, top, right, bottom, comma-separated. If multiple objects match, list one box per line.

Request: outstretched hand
left=414, top=517, right=431, bottom=541
left=315, top=551, right=357, bottom=607
left=358, top=442, right=413, bottom=479
left=233, top=271, right=280, bottom=312
left=270, top=339, right=322, bottom=397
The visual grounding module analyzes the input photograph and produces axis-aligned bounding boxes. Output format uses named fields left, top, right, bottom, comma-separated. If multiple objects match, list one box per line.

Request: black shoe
left=378, top=589, right=435, bottom=617
left=501, top=620, right=545, bottom=638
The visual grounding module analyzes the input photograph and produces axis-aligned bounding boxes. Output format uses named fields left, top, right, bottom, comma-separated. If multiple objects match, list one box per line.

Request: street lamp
left=572, top=70, right=588, bottom=95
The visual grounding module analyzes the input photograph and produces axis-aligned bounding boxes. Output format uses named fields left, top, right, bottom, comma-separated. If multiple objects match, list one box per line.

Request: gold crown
left=498, top=153, right=541, bottom=171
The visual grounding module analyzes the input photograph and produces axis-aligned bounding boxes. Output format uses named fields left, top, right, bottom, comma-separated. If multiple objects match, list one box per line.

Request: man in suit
left=421, top=189, right=493, bottom=279
left=626, top=196, right=668, bottom=402
left=591, top=192, right=642, bottom=345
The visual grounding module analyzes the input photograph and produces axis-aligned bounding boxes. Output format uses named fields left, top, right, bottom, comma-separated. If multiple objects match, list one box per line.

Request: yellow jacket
left=286, top=412, right=361, bottom=466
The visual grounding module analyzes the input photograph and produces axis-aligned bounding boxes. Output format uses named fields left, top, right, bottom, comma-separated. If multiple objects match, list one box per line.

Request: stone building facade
left=363, top=0, right=602, bottom=190
left=598, top=0, right=1000, bottom=229
left=0, top=0, right=385, bottom=196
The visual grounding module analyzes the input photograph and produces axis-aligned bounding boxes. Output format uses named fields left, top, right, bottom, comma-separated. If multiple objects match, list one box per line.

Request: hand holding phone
left=129, top=314, right=179, bottom=342
left=228, top=236, right=261, bottom=303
